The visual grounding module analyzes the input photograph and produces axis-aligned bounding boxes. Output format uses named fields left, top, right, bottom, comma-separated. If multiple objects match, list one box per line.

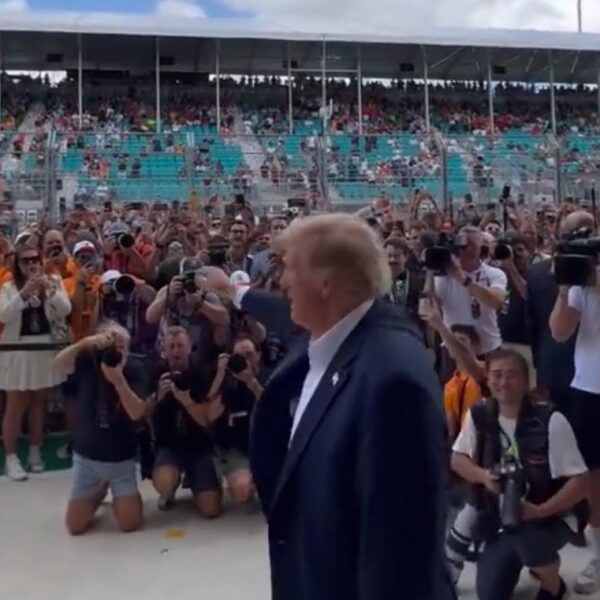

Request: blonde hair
left=277, top=213, right=391, bottom=299
left=98, top=320, right=131, bottom=348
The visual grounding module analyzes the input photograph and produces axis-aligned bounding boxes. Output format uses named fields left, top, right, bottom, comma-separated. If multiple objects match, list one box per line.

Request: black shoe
left=535, top=578, right=567, bottom=600
left=157, top=495, right=175, bottom=511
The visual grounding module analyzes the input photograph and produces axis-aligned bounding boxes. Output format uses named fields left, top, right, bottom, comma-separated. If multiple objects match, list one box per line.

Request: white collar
left=308, top=299, right=374, bottom=370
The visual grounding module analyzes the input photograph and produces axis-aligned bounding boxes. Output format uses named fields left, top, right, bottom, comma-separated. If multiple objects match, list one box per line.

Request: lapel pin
left=332, top=372, right=339, bottom=386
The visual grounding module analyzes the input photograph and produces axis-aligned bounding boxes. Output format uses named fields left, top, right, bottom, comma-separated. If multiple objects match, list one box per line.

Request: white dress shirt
left=290, top=299, right=374, bottom=442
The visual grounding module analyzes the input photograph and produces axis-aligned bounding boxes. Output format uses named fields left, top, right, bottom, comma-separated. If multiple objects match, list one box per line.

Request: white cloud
left=0, top=0, right=28, bottom=14
left=155, top=0, right=206, bottom=19
left=221, top=0, right=600, bottom=33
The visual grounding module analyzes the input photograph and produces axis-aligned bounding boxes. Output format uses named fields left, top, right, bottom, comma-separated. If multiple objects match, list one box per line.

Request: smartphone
left=104, top=201, right=113, bottom=212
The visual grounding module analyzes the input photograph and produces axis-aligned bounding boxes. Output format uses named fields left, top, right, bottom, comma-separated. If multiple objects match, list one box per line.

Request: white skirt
left=0, top=334, right=67, bottom=392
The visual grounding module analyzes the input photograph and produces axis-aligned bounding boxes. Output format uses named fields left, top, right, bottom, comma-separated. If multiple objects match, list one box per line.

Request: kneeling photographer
left=53, top=322, right=150, bottom=535
left=211, top=335, right=265, bottom=505
left=451, top=350, right=588, bottom=600
left=150, top=326, right=222, bottom=518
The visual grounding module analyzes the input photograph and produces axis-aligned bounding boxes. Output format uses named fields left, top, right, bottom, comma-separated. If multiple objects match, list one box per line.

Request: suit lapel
left=270, top=305, right=375, bottom=510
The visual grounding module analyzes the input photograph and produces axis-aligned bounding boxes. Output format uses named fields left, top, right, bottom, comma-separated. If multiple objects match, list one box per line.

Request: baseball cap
left=100, top=269, right=122, bottom=285
left=104, top=221, right=131, bottom=238
left=73, top=240, right=96, bottom=256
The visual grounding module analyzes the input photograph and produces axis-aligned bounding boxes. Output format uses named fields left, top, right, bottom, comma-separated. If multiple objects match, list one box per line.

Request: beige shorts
left=213, top=447, right=250, bottom=479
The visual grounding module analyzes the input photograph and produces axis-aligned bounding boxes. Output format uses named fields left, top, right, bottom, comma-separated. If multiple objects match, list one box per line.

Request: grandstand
left=2, top=14, right=600, bottom=216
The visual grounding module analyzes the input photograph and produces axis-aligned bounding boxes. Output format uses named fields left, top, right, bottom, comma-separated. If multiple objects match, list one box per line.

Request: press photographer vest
left=470, top=397, right=563, bottom=508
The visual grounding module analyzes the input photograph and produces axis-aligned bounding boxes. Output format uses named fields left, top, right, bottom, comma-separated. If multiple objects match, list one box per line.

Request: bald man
left=250, top=214, right=454, bottom=600
left=550, top=210, right=600, bottom=594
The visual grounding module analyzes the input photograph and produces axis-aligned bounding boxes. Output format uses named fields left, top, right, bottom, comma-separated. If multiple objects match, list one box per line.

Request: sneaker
left=5, top=454, right=28, bottom=481
left=157, top=495, right=175, bottom=512
left=575, top=559, right=600, bottom=595
left=28, top=446, right=45, bottom=474
left=535, top=578, right=567, bottom=599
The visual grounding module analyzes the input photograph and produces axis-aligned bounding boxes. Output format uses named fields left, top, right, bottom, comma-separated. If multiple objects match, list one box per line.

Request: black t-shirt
left=71, top=353, right=149, bottom=462
left=498, top=275, right=529, bottom=345
left=150, top=359, right=213, bottom=454
left=20, top=305, right=51, bottom=336
left=213, top=371, right=264, bottom=454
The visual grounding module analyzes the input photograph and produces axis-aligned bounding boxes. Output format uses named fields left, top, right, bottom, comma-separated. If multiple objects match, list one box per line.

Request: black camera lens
left=182, top=272, right=197, bottom=294
left=493, top=243, right=512, bottom=261
left=100, top=347, right=122, bottom=367
left=424, top=246, right=452, bottom=272
left=171, top=370, right=190, bottom=391
left=228, top=354, right=248, bottom=375
left=117, top=233, right=134, bottom=249
left=114, top=275, right=135, bottom=296
left=208, top=250, right=227, bottom=268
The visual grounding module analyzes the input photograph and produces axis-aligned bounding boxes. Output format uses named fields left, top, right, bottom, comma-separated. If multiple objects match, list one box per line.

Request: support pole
left=321, top=37, right=327, bottom=134
left=549, top=50, right=557, bottom=135
left=0, top=34, right=3, bottom=124
left=597, top=59, right=600, bottom=126
left=578, top=0, right=583, bottom=33
left=215, top=40, right=221, bottom=133
left=77, top=34, right=83, bottom=130
left=487, top=57, right=495, bottom=135
left=287, top=43, right=293, bottom=135
left=422, top=46, right=430, bottom=133
left=357, top=46, right=363, bottom=136
left=155, top=37, right=161, bottom=135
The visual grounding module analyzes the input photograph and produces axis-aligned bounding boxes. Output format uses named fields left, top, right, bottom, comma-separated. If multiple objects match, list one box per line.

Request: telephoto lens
left=117, top=233, right=135, bottom=249
left=113, top=275, right=135, bottom=296
left=228, top=354, right=248, bottom=375
left=493, top=242, right=512, bottom=261
left=100, top=346, right=123, bottom=367
left=170, top=371, right=191, bottom=391
left=182, top=271, right=197, bottom=294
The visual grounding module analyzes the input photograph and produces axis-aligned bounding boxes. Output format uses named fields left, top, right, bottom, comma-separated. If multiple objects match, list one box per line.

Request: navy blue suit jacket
left=250, top=299, right=455, bottom=600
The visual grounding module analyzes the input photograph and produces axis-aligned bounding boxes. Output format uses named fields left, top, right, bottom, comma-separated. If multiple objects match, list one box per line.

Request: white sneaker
left=575, top=558, right=600, bottom=595
left=28, top=446, right=45, bottom=474
left=5, top=454, right=28, bottom=481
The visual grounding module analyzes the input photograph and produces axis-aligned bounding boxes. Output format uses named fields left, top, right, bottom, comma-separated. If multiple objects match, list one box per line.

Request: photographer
left=452, top=350, right=588, bottom=600
left=250, top=216, right=288, bottom=284
left=53, top=322, right=150, bottom=535
left=211, top=336, right=265, bottom=505
left=103, top=221, right=148, bottom=279
left=42, top=229, right=76, bottom=281
left=150, top=327, right=221, bottom=517
left=549, top=211, right=600, bottom=594
left=146, top=260, right=229, bottom=364
left=429, top=226, right=507, bottom=358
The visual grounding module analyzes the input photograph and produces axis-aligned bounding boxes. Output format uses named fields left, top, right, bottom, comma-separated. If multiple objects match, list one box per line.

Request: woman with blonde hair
left=0, top=243, right=71, bottom=480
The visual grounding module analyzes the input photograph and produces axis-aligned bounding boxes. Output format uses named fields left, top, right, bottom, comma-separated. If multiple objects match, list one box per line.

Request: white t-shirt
left=568, top=286, right=600, bottom=394
left=453, top=409, right=587, bottom=480
left=434, top=263, right=507, bottom=354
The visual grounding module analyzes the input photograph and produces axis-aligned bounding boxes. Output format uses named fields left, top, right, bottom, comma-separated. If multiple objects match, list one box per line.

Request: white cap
left=15, top=231, right=31, bottom=245
left=100, top=269, right=121, bottom=285
left=230, top=270, right=250, bottom=286
left=73, top=240, right=96, bottom=256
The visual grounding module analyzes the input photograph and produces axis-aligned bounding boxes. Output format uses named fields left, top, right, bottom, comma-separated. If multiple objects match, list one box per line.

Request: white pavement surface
left=1, top=470, right=600, bottom=600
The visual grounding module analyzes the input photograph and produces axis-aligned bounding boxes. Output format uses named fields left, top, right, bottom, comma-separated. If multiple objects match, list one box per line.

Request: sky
left=0, top=0, right=599, bottom=33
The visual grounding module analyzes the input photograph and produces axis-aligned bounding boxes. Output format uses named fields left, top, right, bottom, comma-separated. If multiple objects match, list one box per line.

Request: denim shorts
left=70, top=453, right=139, bottom=500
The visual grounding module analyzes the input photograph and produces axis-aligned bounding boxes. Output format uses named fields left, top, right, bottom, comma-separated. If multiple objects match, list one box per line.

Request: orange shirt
left=0, top=266, right=11, bottom=286
left=443, top=370, right=482, bottom=433
left=64, top=273, right=102, bottom=341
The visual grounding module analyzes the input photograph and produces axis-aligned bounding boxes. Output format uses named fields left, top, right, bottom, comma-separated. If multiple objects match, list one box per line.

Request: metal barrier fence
left=1, top=128, right=600, bottom=216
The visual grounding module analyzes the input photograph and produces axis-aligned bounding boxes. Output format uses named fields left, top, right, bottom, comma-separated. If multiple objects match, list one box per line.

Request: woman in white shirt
left=0, top=243, right=71, bottom=481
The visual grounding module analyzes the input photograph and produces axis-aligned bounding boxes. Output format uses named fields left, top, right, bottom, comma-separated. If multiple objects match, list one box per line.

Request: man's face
left=164, top=333, right=191, bottom=369
left=233, top=339, right=261, bottom=375
left=280, top=246, right=323, bottom=331
left=43, top=231, right=65, bottom=257
left=270, top=219, right=287, bottom=240
left=229, top=224, right=248, bottom=248
left=407, top=229, right=422, bottom=252
left=484, top=223, right=502, bottom=239
left=386, top=245, right=406, bottom=277
left=512, top=243, right=530, bottom=270
left=520, top=226, right=537, bottom=251
left=488, top=358, right=528, bottom=407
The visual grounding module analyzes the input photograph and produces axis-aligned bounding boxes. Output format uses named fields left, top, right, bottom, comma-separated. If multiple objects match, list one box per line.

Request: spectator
left=103, top=221, right=148, bottom=279
left=250, top=216, right=287, bottom=283
left=53, top=322, right=150, bottom=535
left=226, top=219, right=253, bottom=275
left=0, top=243, right=71, bottom=481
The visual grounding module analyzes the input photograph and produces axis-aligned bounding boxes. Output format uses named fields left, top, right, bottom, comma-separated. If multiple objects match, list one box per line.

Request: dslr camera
left=99, top=346, right=123, bottom=367
left=493, top=237, right=513, bottom=261
left=228, top=354, right=248, bottom=375
left=554, top=228, right=600, bottom=287
left=423, top=232, right=456, bottom=272
left=170, top=370, right=191, bottom=392
left=105, top=274, right=135, bottom=296
left=493, top=454, right=525, bottom=531
left=116, top=233, right=135, bottom=250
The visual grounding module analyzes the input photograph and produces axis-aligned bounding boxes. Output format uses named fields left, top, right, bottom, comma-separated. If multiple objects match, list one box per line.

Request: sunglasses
left=19, top=256, right=41, bottom=265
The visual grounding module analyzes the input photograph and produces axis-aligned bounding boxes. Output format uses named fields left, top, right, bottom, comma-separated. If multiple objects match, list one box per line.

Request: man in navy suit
left=250, top=214, right=455, bottom=600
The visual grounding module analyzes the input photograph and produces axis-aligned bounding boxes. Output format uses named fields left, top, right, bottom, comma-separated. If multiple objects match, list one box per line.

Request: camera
left=181, top=271, right=197, bottom=294
left=106, top=275, right=135, bottom=296
left=493, top=238, right=513, bottom=261
left=99, top=346, right=123, bottom=367
left=264, top=336, right=285, bottom=367
left=554, top=228, right=600, bottom=287
left=423, top=232, right=455, bottom=272
left=117, top=233, right=135, bottom=249
left=228, top=354, right=248, bottom=375
left=47, top=247, right=63, bottom=259
left=170, top=370, right=191, bottom=391
left=493, top=454, right=525, bottom=531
